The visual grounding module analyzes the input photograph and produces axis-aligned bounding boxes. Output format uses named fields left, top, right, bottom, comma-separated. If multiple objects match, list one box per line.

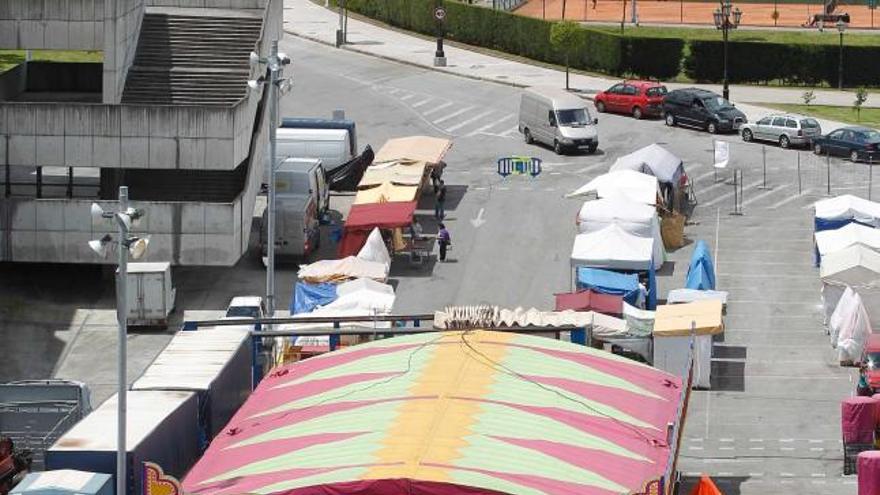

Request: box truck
left=124, top=262, right=175, bottom=329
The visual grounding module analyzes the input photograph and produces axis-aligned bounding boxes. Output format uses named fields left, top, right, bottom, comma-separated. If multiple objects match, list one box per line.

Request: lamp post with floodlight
left=713, top=0, right=742, bottom=101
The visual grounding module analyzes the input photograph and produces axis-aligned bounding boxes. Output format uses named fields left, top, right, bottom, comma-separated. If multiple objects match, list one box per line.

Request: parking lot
left=0, top=36, right=867, bottom=494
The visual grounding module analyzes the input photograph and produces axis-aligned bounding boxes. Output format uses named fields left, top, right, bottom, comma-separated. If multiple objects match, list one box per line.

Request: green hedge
left=684, top=40, right=880, bottom=87
left=332, top=0, right=684, bottom=79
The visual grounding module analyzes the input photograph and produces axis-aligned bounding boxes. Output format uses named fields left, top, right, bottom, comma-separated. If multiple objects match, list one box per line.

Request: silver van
left=519, top=86, right=599, bottom=154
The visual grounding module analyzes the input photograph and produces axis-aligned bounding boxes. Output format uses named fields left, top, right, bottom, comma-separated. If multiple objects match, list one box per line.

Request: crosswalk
left=368, top=83, right=522, bottom=139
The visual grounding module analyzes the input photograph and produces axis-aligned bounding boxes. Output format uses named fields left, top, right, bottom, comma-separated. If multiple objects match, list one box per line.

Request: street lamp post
left=713, top=0, right=742, bottom=101
left=88, top=187, right=148, bottom=495
left=837, top=19, right=847, bottom=90
left=248, top=42, right=292, bottom=334
left=434, top=3, right=447, bottom=67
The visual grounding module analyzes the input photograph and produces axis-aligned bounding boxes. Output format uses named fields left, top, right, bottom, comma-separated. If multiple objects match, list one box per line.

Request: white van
left=261, top=158, right=327, bottom=259
left=267, top=128, right=354, bottom=184
left=519, top=86, right=599, bottom=155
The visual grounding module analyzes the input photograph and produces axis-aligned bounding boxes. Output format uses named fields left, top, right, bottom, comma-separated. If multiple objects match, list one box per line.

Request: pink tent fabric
left=842, top=396, right=878, bottom=444
left=858, top=450, right=880, bottom=495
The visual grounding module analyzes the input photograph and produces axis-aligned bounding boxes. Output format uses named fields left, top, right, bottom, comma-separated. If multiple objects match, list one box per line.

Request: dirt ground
left=517, top=0, right=880, bottom=29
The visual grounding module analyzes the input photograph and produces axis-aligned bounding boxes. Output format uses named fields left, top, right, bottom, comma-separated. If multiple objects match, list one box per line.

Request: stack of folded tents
left=814, top=195, right=880, bottom=365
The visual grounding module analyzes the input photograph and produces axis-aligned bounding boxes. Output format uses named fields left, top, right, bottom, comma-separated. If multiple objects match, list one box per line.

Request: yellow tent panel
left=653, top=300, right=724, bottom=336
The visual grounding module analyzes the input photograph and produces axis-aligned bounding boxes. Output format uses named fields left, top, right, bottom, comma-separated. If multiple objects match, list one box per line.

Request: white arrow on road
left=470, top=208, right=486, bottom=228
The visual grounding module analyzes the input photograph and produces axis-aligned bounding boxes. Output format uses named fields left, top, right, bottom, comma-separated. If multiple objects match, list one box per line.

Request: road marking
left=811, top=473, right=827, bottom=477
left=748, top=473, right=765, bottom=477
left=720, top=438, right=734, bottom=442
left=422, top=101, right=454, bottom=116
left=692, top=169, right=722, bottom=184
left=575, top=162, right=607, bottom=174
left=742, top=183, right=790, bottom=207
left=468, top=113, right=516, bottom=135
left=748, top=439, right=764, bottom=442
left=810, top=447, right=825, bottom=452
left=717, top=472, right=734, bottom=477
left=499, top=125, right=521, bottom=137
left=690, top=438, right=705, bottom=442
left=445, top=109, right=495, bottom=133
left=780, top=473, right=795, bottom=478
left=689, top=446, right=704, bottom=451
left=780, top=447, right=795, bottom=451
left=702, top=180, right=764, bottom=207
left=749, top=447, right=765, bottom=451
left=779, top=439, right=795, bottom=443
left=719, top=447, right=735, bottom=451
left=399, top=93, right=417, bottom=101
left=808, top=439, right=824, bottom=443
left=432, top=106, right=476, bottom=124
left=411, top=98, right=433, bottom=108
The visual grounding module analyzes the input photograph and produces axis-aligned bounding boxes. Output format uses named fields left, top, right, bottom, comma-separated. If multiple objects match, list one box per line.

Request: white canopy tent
left=815, top=194, right=880, bottom=228
left=565, top=170, right=660, bottom=206
left=815, top=222, right=880, bottom=258
left=576, top=196, right=666, bottom=265
left=570, top=224, right=659, bottom=270
left=821, top=244, right=880, bottom=325
left=608, top=144, right=684, bottom=185
left=829, top=287, right=873, bottom=364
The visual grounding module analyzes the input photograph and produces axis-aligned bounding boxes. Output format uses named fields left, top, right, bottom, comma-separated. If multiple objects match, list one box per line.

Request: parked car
left=812, top=126, right=880, bottom=163
left=662, top=88, right=747, bottom=134
left=740, top=114, right=822, bottom=149
left=519, top=86, right=599, bottom=154
left=225, top=296, right=265, bottom=320
left=594, top=80, right=667, bottom=119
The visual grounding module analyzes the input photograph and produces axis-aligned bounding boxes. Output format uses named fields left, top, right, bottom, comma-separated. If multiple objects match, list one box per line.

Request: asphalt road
left=0, top=35, right=867, bottom=494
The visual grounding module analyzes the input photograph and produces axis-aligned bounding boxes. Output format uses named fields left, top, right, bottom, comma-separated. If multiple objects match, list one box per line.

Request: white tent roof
left=814, top=194, right=880, bottom=226
left=565, top=170, right=659, bottom=205
left=608, top=144, right=683, bottom=184
left=570, top=223, right=658, bottom=270
left=815, top=222, right=880, bottom=257
left=357, top=227, right=391, bottom=268
left=576, top=196, right=666, bottom=265
left=298, top=256, right=389, bottom=283
left=821, top=244, right=880, bottom=286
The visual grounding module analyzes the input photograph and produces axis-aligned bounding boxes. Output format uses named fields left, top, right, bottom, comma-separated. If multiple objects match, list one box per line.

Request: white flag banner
left=714, top=140, right=730, bottom=169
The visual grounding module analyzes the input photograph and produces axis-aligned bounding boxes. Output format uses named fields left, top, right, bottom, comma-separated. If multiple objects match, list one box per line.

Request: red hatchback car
left=594, top=81, right=668, bottom=119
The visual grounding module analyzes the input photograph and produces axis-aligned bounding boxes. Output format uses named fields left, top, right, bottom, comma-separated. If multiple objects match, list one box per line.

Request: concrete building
left=0, top=0, right=280, bottom=265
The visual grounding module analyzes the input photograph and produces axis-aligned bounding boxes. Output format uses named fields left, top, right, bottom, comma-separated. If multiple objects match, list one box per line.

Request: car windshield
left=226, top=306, right=260, bottom=318
left=702, top=96, right=734, bottom=111
left=801, top=118, right=820, bottom=129
left=556, top=108, right=591, bottom=126
left=645, top=86, right=668, bottom=97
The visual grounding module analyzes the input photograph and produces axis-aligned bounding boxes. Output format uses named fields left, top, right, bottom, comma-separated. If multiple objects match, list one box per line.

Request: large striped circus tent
left=183, top=331, right=688, bottom=495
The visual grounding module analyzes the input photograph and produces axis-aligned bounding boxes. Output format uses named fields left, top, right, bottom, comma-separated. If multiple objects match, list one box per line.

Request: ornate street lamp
left=713, top=0, right=742, bottom=101
left=837, top=19, right=848, bottom=90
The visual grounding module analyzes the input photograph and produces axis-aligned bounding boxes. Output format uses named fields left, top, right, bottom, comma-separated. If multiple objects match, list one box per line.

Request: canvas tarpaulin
left=338, top=201, right=417, bottom=257
left=571, top=224, right=659, bottom=271
left=609, top=143, right=684, bottom=185
left=298, top=257, right=389, bottom=283
left=359, top=160, right=428, bottom=188
left=291, top=282, right=337, bottom=314
left=576, top=267, right=643, bottom=307
left=374, top=136, right=452, bottom=164
left=686, top=240, right=716, bottom=290
left=829, top=286, right=872, bottom=363
left=667, top=288, right=729, bottom=307
left=565, top=170, right=660, bottom=205
left=653, top=300, right=724, bottom=337
left=576, top=196, right=666, bottom=266
left=821, top=244, right=880, bottom=325
left=354, top=182, right=419, bottom=205
left=356, top=228, right=392, bottom=268
left=554, top=289, right=623, bottom=316
left=814, top=194, right=880, bottom=232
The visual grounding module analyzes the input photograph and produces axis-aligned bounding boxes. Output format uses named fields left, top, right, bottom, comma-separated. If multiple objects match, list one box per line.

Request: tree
left=854, top=87, right=869, bottom=122
left=802, top=90, right=815, bottom=106
left=549, top=20, right=581, bottom=90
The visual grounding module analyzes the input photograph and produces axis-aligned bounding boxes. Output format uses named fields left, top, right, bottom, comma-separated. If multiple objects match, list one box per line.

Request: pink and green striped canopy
left=184, top=331, right=684, bottom=495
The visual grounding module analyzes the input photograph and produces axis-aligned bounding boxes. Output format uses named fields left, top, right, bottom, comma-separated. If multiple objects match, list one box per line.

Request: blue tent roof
left=685, top=240, right=716, bottom=290
left=291, top=282, right=337, bottom=314
left=576, top=267, right=642, bottom=306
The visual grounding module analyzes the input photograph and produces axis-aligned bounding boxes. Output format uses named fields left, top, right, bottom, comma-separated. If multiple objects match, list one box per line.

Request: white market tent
left=830, top=287, right=872, bottom=363
left=815, top=222, right=880, bottom=258
left=815, top=194, right=880, bottom=228
left=576, top=196, right=666, bottom=265
left=821, top=244, right=880, bottom=325
left=570, top=223, right=658, bottom=270
left=608, top=144, right=683, bottom=185
left=565, top=170, right=660, bottom=205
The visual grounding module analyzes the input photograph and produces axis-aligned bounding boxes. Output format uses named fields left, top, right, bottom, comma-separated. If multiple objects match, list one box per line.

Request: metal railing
left=0, top=400, right=84, bottom=470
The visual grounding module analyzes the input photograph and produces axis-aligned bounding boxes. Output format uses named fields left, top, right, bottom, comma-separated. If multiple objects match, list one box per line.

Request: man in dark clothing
left=435, top=180, right=447, bottom=220
left=438, top=223, right=451, bottom=262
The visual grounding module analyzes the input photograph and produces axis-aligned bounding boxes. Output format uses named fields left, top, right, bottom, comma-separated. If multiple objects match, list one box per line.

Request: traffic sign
left=497, top=156, right=542, bottom=178
left=434, top=6, right=447, bottom=21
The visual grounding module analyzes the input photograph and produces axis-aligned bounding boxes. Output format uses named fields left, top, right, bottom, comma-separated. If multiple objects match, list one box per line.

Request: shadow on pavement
left=678, top=475, right=749, bottom=495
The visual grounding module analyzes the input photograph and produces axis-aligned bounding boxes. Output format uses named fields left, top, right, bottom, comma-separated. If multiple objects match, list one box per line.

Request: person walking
left=435, top=180, right=447, bottom=220
left=438, top=223, right=451, bottom=262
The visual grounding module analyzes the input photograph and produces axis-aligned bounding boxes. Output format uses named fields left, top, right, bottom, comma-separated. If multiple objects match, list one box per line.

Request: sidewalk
left=284, top=0, right=875, bottom=128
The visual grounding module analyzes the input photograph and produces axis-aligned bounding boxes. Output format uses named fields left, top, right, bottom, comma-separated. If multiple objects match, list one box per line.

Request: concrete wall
left=0, top=196, right=243, bottom=264
left=145, top=0, right=266, bottom=7
left=0, top=64, right=26, bottom=100
left=0, top=103, right=253, bottom=170
left=0, top=0, right=105, bottom=50
left=102, top=0, right=144, bottom=104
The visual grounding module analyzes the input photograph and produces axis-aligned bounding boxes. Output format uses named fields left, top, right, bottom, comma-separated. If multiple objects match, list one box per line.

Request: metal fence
left=1, top=399, right=85, bottom=470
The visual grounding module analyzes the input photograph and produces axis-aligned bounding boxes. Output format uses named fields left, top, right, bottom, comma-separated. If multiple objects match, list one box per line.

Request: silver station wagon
left=740, top=114, right=822, bottom=149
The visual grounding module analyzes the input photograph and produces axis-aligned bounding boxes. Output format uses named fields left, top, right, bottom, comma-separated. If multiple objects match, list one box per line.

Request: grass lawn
left=761, top=103, right=880, bottom=127
left=0, top=50, right=103, bottom=74
left=592, top=25, right=880, bottom=46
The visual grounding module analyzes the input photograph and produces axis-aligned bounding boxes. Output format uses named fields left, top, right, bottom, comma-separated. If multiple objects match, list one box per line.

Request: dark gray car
left=662, top=88, right=747, bottom=134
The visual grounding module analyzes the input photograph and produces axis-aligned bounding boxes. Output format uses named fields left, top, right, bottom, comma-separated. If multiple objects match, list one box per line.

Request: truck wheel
left=523, top=128, right=533, bottom=144
left=554, top=140, right=564, bottom=155
left=588, top=143, right=598, bottom=154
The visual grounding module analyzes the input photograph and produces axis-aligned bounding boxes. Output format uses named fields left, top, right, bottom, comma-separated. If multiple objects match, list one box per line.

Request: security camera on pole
left=434, top=2, right=447, bottom=67
left=88, top=187, right=149, bottom=495
left=248, top=42, right=292, bottom=352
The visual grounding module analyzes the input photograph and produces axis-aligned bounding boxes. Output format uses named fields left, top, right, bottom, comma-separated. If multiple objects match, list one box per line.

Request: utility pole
left=267, top=40, right=279, bottom=321
left=115, top=186, right=128, bottom=495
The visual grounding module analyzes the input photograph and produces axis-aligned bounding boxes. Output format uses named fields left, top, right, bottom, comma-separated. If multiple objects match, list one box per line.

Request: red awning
left=554, top=289, right=623, bottom=316
left=338, top=201, right=417, bottom=257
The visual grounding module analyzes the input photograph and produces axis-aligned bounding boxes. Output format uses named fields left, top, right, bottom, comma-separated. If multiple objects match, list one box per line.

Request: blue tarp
left=685, top=240, right=716, bottom=290
left=291, top=282, right=337, bottom=314
left=814, top=217, right=873, bottom=233
left=576, top=267, right=641, bottom=306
